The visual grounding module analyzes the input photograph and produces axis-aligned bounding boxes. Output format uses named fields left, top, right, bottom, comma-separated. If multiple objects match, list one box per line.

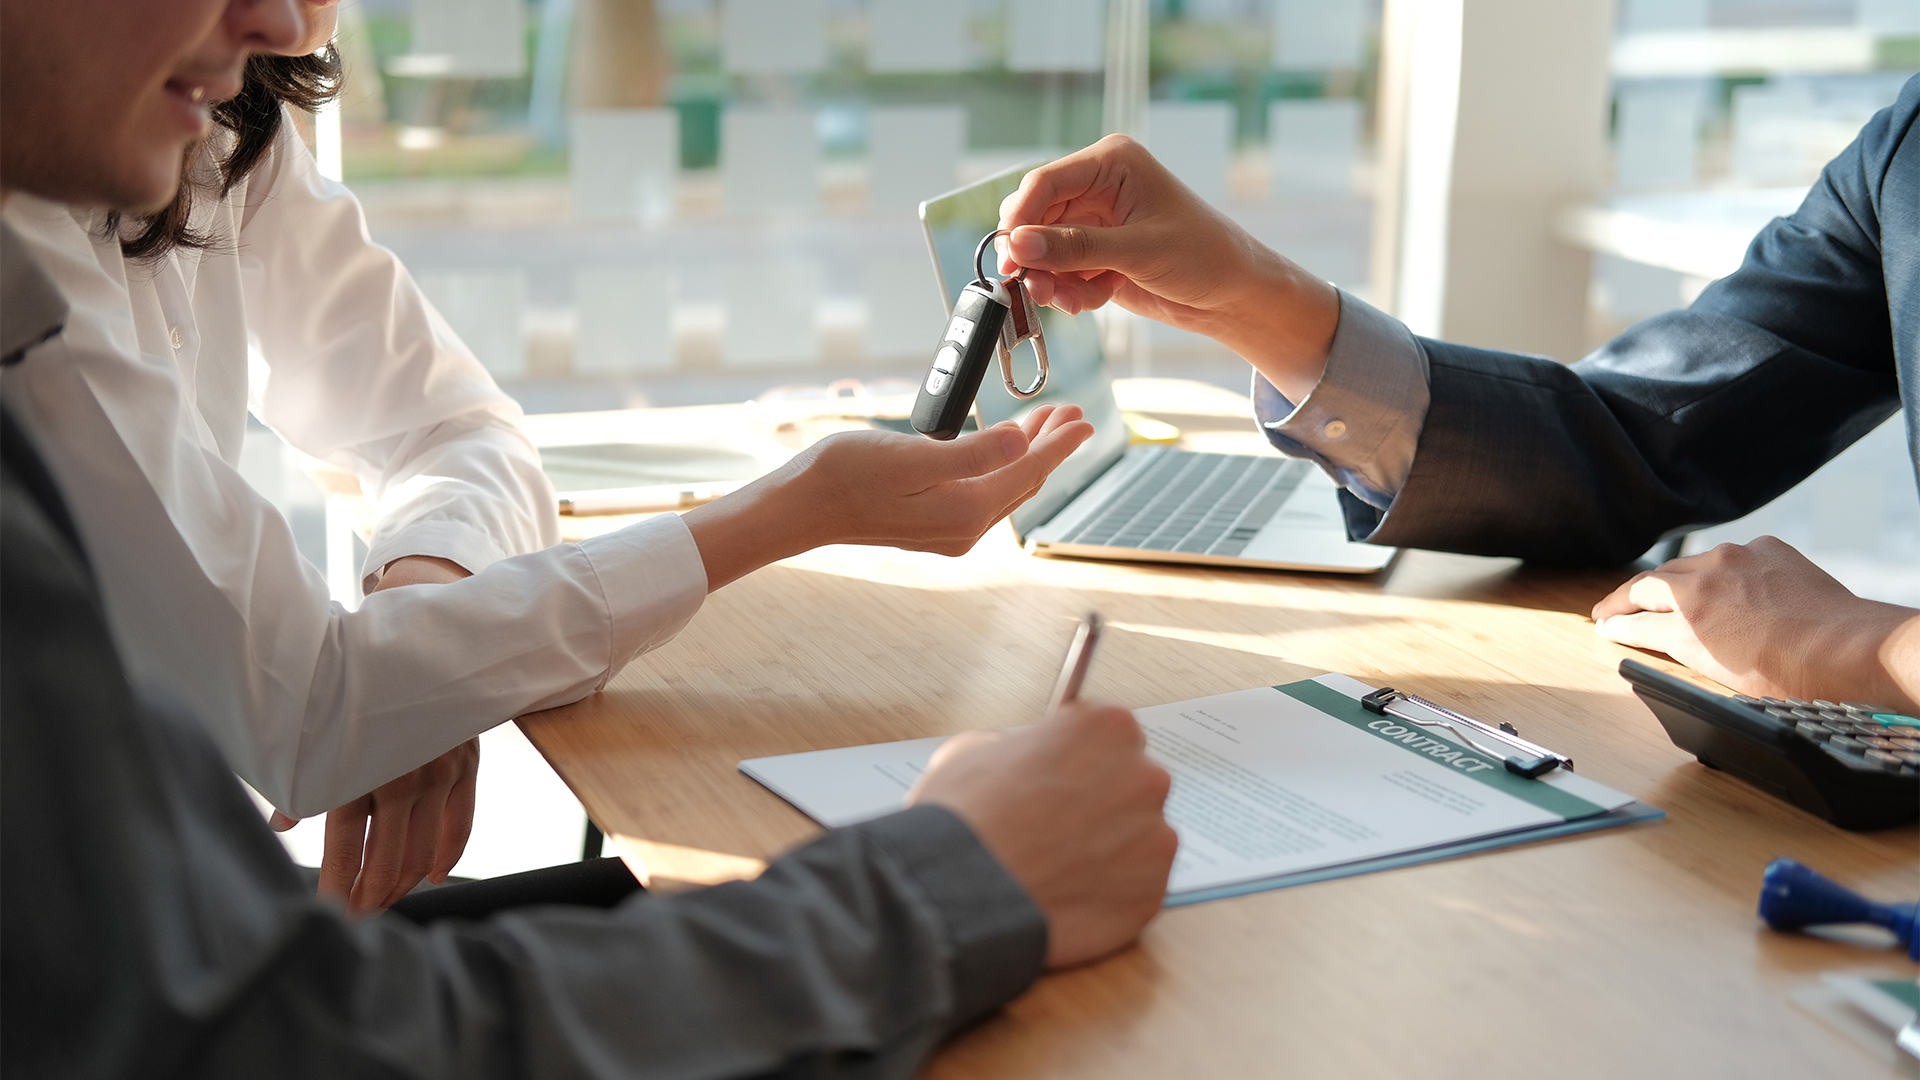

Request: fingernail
left=1011, top=229, right=1047, bottom=261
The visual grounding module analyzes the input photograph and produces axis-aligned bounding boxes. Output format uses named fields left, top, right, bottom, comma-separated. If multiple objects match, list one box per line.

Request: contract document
left=741, top=674, right=1662, bottom=905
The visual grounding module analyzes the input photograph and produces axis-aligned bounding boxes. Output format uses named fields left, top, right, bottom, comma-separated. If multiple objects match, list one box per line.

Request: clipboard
left=741, top=674, right=1664, bottom=907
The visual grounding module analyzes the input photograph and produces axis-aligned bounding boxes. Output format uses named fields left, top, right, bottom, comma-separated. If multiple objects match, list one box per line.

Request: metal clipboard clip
left=1361, top=687, right=1574, bottom=779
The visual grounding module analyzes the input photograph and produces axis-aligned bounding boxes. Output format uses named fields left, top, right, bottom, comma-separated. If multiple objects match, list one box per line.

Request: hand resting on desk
left=684, top=403, right=1093, bottom=591
left=1593, top=536, right=1920, bottom=712
left=908, top=698, right=1179, bottom=969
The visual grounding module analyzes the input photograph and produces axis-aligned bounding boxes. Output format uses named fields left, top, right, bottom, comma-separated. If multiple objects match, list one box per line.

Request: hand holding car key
left=911, top=229, right=1050, bottom=440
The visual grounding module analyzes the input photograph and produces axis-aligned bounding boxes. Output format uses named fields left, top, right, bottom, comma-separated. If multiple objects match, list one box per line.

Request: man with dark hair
left=0, top=2, right=1177, bottom=1075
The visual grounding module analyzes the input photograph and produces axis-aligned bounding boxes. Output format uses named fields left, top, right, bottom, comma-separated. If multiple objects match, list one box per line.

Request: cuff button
left=1323, top=419, right=1348, bottom=439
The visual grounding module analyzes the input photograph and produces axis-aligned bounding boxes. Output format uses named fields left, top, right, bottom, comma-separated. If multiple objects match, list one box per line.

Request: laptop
left=918, top=164, right=1395, bottom=574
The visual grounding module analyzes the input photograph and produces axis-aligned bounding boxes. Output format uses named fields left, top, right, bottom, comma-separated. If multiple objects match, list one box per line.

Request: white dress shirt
left=1, top=117, right=707, bottom=817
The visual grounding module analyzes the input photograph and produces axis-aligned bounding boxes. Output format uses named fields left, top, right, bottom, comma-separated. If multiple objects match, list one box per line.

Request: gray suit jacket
left=1350, top=75, right=1917, bottom=566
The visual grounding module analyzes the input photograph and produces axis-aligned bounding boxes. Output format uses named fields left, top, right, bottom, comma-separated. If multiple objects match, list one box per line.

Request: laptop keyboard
left=1060, top=453, right=1309, bottom=558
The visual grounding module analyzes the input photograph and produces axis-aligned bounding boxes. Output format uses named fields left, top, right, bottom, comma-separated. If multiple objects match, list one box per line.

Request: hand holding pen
left=908, top=612, right=1178, bottom=968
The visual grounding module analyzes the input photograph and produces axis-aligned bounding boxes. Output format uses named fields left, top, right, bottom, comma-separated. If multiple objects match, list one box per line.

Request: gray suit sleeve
left=1340, top=76, right=1915, bottom=565
left=2, top=425, right=1046, bottom=1080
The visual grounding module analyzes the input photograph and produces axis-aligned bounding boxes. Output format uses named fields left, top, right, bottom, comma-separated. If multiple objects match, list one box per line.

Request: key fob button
left=944, top=315, right=976, bottom=344
left=932, top=344, right=960, bottom=374
left=924, top=367, right=952, bottom=395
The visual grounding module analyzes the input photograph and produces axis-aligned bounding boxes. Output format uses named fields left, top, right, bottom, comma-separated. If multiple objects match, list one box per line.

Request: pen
left=1046, top=612, right=1104, bottom=714
left=557, top=480, right=744, bottom=516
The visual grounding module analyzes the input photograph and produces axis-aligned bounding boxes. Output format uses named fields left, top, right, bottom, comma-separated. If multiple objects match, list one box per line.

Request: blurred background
left=255, top=0, right=1920, bottom=876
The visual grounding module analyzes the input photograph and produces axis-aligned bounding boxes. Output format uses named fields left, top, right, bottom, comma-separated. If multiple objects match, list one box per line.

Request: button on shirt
left=1253, top=290, right=1430, bottom=510
left=0, top=117, right=708, bottom=816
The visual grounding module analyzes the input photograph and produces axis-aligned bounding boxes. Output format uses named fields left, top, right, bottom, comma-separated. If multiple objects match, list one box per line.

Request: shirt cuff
left=1253, top=290, right=1430, bottom=510
left=576, top=512, right=709, bottom=678
left=852, top=805, right=1049, bottom=1031
left=361, top=519, right=512, bottom=593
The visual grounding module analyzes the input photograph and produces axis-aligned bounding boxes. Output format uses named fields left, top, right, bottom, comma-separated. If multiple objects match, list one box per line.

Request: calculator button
left=1765, top=706, right=1797, bottom=719
left=1897, top=751, right=1920, bottom=766
left=1788, top=708, right=1823, bottom=722
left=1794, top=722, right=1829, bottom=740
left=1841, top=702, right=1879, bottom=714
left=1863, top=749, right=1902, bottom=767
left=1891, top=737, right=1920, bottom=752
left=1812, top=700, right=1839, bottom=710
left=1857, top=736, right=1898, bottom=750
left=1828, top=734, right=1862, bottom=750
left=1875, top=713, right=1920, bottom=728
left=1786, top=698, right=1815, bottom=708
left=1761, top=697, right=1789, bottom=707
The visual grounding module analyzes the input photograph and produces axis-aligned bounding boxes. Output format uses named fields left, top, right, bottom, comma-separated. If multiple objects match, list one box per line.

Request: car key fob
left=911, top=230, right=1050, bottom=441
left=912, top=279, right=1009, bottom=441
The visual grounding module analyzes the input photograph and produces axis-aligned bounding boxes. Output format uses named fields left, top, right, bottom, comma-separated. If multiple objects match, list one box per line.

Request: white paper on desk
left=740, top=674, right=1636, bottom=898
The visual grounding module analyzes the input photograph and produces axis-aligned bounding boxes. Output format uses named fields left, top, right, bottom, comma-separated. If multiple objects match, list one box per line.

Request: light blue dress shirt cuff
left=1252, top=289, right=1430, bottom=510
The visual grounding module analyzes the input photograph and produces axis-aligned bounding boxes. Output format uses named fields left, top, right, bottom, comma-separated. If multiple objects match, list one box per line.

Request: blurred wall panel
left=869, top=0, right=971, bottom=73
left=1614, top=85, right=1701, bottom=189
left=722, top=0, right=827, bottom=74
left=722, top=107, right=819, bottom=213
left=1272, top=0, right=1365, bottom=71
left=870, top=106, right=967, bottom=209
left=1618, top=0, right=1706, bottom=33
left=724, top=260, right=821, bottom=367
left=1146, top=101, right=1234, bottom=206
left=419, top=272, right=529, bottom=379
left=1008, top=0, right=1108, bottom=73
left=411, top=0, right=526, bottom=78
left=863, top=257, right=948, bottom=363
left=571, top=109, right=679, bottom=223
left=575, top=268, right=675, bottom=375
left=1270, top=99, right=1362, bottom=197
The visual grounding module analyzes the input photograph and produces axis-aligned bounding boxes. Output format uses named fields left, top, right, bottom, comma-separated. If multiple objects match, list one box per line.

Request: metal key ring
left=999, top=331, right=1048, bottom=399
left=973, top=228, right=1025, bottom=286
left=974, top=229, right=1047, bottom=398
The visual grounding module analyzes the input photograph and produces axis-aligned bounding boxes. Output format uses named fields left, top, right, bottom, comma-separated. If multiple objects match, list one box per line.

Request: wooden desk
left=521, top=392, right=1918, bottom=1079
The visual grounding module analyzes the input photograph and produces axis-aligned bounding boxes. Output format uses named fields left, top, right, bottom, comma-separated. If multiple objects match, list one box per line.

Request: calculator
left=1619, top=659, right=1919, bottom=830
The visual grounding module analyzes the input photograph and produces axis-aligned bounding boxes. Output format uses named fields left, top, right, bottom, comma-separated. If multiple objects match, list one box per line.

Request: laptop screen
left=919, top=164, right=1130, bottom=537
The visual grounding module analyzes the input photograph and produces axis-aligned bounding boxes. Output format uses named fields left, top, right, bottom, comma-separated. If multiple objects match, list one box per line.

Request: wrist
left=1813, top=599, right=1920, bottom=711
left=1205, top=245, right=1338, bottom=403
left=681, top=455, right=832, bottom=592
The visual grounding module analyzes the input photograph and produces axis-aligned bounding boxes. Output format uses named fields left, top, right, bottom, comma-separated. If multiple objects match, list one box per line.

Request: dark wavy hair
left=111, top=47, right=343, bottom=260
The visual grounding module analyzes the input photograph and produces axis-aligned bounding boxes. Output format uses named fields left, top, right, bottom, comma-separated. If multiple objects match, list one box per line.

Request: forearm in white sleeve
left=233, top=114, right=559, bottom=588
left=6, top=334, right=704, bottom=819
left=1253, top=290, right=1431, bottom=509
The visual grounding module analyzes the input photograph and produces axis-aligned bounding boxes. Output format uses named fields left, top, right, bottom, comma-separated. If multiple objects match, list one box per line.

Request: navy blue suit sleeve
left=1348, top=75, right=1916, bottom=566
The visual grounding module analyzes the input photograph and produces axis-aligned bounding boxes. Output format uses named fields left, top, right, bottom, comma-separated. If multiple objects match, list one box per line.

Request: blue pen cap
left=1759, top=858, right=1919, bottom=960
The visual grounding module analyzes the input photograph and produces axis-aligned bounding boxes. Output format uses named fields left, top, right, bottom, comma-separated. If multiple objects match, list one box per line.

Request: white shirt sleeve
left=232, top=116, right=559, bottom=588
left=2, top=194, right=706, bottom=820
